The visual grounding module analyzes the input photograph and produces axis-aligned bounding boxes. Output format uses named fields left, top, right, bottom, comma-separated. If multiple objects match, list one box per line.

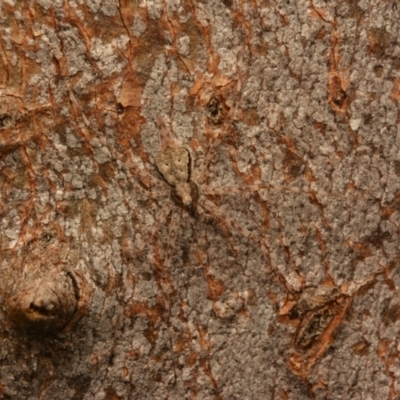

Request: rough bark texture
left=0, top=1, right=399, bottom=399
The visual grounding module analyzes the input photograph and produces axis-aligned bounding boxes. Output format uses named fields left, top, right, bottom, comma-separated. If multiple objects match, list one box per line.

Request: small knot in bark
left=7, top=269, right=79, bottom=335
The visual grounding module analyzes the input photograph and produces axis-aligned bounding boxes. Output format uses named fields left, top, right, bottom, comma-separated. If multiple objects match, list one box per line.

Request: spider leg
left=193, top=137, right=222, bottom=184
left=203, top=183, right=371, bottom=202
left=198, top=196, right=271, bottom=263
left=204, top=183, right=316, bottom=196
left=198, top=196, right=295, bottom=291
left=160, top=206, right=182, bottom=386
left=156, top=114, right=178, bottom=150
left=160, top=207, right=181, bottom=351
left=163, top=207, right=181, bottom=271
left=124, top=153, right=169, bottom=193
left=194, top=50, right=245, bottom=185
left=136, top=203, right=173, bottom=253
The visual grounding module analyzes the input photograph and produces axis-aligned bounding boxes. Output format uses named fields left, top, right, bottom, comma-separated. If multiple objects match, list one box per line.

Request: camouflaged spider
left=154, top=118, right=199, bottom=210
left=134, top=115, right=272, bottom=275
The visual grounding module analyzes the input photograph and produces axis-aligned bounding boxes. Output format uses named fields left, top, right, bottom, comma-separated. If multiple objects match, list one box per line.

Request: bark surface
left=0, top=1, right=399, bottom=399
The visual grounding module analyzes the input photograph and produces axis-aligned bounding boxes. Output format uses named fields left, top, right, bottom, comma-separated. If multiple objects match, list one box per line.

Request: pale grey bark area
left=0, top=0, right=399, bottom=399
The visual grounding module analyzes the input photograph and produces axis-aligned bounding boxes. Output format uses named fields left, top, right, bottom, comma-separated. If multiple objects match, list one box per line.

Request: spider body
left=134, top=115, right=273, bottom=276
left=155, top=145, right=199, bottom=209
left=170, top=180, right=200, bottom=211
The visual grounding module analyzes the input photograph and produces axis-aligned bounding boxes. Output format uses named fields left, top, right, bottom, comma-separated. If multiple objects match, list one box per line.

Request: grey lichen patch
left=132, top=12, right=147, bottom=38
left=86, top=0, right=118, bottom=16
left=7, top=269, right=79, bottom=335
left=147, top=0, right=163, bottom=20
left=36, top=0, right=63, bottom=10
left=58, top=27, right=92, bottom=77
left=177, top=35, right=190, bottom=56
left=90, top=37, right=129, bottom=77
left=91, top=139, right=112, bottom=164
left=212, top=291, right=244, bottom=320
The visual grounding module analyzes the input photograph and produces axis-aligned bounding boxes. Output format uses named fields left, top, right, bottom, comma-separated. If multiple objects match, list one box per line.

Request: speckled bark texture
left=0, top=1, right=399, bottom=399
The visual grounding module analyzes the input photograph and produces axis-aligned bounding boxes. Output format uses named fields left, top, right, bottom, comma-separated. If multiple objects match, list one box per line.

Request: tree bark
left=0, top=1, right=399, bottom=399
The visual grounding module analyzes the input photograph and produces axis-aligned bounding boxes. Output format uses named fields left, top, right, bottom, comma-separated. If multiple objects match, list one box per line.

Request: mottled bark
left=0, top=1, right=399, bottom=399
